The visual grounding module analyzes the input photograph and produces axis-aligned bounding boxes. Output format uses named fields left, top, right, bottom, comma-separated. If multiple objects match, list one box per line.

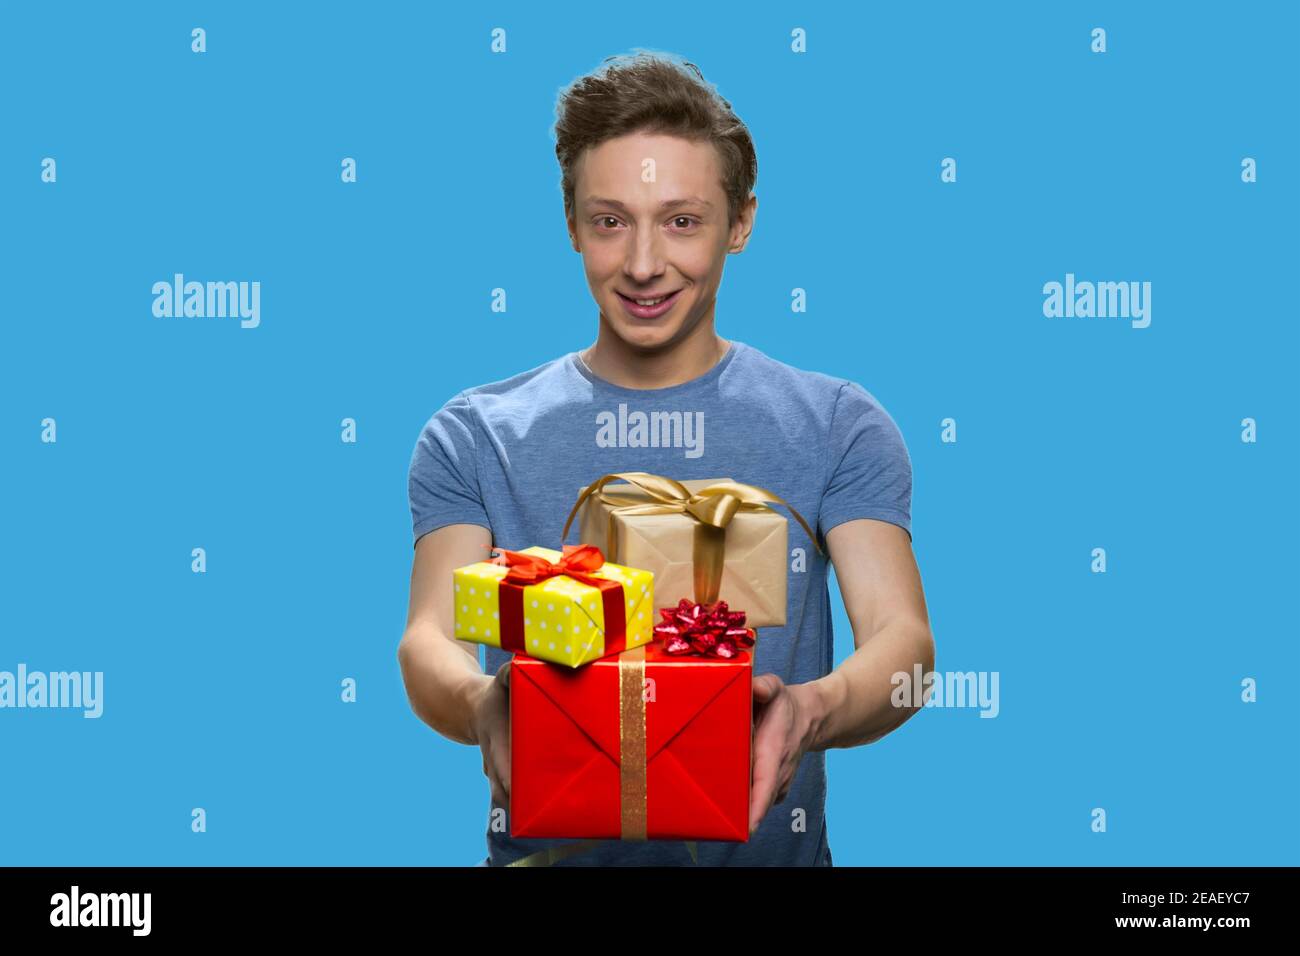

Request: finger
left=749, top=775, right=775, bottom=836
left=498, top=660, right=512, bottom=690
left=490, top=749, right=511, bottom=804
left=748, top=728, right=779, bottom=834
left=752, top=675, right=777, bottom=705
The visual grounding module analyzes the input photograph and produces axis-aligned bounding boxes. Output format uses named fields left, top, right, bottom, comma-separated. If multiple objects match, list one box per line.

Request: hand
left=470, top=660, right=512, bottom=809
left=749, top=674, right=823, bottom=836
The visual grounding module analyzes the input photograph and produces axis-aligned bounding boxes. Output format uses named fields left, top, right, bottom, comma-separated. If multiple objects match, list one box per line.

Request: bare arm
left=805, top=518, right=936, bottom=750
left=396, top=523, right=496, bottom=746
left=747, top=517, right=936, bottom=829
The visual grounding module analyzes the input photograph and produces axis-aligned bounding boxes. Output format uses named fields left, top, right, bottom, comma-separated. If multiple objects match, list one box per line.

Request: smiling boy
left=399, top=51, right=935, bottom=866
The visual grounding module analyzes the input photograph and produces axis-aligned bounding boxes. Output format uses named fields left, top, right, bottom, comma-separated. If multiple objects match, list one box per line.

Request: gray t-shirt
left=408, top=339, right=912, bottom=866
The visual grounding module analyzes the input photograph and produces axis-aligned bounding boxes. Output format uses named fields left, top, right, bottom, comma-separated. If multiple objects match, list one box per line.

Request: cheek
left=676, top=246, right=725, bottom=284
left=581, top=241, right=622, bottom=282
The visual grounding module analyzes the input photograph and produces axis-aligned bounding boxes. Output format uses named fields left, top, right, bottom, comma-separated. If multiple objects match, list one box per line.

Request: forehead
left=576, top=131, right=724, bottom=206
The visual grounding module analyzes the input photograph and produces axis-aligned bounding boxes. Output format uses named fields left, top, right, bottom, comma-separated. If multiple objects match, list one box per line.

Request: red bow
left=653, top=598, right=756, bottom=659
left=488, top=543, right=612, bottom=589
left=486, top=544, right=629, bottom=657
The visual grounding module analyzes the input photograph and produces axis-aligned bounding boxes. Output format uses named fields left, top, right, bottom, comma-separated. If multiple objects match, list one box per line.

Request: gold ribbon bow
left=561, top=472, right=824, bottom=607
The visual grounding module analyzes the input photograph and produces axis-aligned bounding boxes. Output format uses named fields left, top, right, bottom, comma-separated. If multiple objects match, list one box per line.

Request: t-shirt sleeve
left=818, top=381, right=913, bottom=543
left=408, top=390, right=492, bottom=548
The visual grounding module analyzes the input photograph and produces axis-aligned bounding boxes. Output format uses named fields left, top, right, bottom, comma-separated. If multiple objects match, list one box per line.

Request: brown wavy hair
left=554, top=50, right=757, bottom=226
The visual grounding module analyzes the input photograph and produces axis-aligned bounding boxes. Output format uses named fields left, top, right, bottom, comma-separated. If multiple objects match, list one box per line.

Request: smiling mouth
left=617, top=290, right=681, bottom=307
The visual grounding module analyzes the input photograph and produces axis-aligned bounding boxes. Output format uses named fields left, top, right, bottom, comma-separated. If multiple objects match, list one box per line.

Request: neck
left=581, top=315, right=730, bottom=390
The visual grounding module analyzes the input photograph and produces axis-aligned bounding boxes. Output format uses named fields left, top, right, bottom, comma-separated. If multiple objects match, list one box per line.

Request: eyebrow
left=584, top=196, right=714, bottom=211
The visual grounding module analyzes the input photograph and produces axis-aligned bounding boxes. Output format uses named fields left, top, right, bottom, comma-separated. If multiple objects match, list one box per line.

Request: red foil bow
left=486, top=544, right=628, bottom=657
left=653, top=598, right=756, bottom=659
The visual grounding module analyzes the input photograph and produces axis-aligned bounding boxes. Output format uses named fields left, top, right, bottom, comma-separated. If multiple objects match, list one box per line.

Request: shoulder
left=728, top=341, right=890, bottom=422
left=458, top=353, right=572, bottom=402
left=423, top=353, right=575, bottom=429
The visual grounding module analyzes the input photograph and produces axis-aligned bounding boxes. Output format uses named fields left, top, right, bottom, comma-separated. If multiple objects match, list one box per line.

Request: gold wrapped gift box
left=565, top=473, right=824, bottom=629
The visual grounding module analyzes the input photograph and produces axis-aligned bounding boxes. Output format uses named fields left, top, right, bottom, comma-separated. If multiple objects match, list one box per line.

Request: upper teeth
left=635, top=295, right=668, bottom=306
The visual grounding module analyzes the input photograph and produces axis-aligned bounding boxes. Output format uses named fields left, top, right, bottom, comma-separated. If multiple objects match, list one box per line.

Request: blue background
left=1, top=1, right=1296, bottom=865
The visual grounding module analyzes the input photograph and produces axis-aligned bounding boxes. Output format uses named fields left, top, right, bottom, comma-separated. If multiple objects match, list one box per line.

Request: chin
left=611, top=320, right=683, bottom=352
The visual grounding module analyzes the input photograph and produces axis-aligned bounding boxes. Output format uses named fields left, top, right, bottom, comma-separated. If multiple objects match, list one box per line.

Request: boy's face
left=568, top=130, right=756, bottom=353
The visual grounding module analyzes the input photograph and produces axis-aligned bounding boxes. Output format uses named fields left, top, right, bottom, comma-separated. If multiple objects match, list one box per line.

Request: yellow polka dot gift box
left=452, top=544, right=655, bottom=667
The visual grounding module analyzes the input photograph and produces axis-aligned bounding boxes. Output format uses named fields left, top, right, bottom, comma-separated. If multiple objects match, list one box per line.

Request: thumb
left=753, top=674, right=779, bottom=702
left=496, top=659, right=512, bottom=691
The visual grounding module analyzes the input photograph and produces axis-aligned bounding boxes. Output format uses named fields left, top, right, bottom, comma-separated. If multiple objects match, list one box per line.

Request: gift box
left=562, top=472, right=824, bottom=628
left=510, top=636, right=753, bottom=842
left=452, top=544, right=655, bottom=668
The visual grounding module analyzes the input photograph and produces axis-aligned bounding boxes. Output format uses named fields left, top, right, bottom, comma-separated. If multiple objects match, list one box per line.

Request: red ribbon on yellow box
left=486, top=543, right=629, bottom=657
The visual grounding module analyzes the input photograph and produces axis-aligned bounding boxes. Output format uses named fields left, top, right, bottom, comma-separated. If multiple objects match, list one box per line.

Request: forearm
left=804, top=621, right=935, bottom=751
left=397, top=623, right=492, bottom=746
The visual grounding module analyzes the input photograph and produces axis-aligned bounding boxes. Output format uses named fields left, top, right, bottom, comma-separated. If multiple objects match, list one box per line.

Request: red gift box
left=510, top=640, right=752, bottom=842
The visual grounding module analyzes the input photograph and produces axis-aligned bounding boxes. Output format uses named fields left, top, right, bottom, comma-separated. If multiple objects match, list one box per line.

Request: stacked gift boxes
left=449, top=473, right=822, bottom=845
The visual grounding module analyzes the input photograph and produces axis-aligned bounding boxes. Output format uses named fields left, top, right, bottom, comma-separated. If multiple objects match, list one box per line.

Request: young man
left=399, top=52, right=934, bottom=866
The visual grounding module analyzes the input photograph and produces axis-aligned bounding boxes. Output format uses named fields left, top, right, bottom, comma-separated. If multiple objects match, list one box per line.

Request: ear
left=566, top=211, right=581, bottom=253
left=728, top=193, right=758, bottom=253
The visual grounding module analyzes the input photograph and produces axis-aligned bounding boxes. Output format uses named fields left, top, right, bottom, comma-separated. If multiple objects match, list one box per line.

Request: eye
left=594, top=216, right=622, bottom=230
left=670, top=216, right=701, bottom=231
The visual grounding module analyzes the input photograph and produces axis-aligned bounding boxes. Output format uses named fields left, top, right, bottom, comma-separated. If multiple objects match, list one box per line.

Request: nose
left=623, top=223, right=665, bottom=285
